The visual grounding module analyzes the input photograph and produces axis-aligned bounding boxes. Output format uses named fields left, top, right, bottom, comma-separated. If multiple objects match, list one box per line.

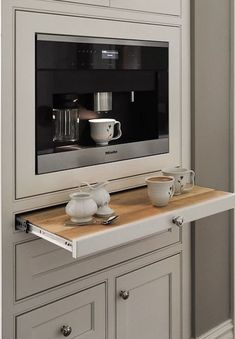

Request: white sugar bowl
left=65, top=192, right=97, bottom=223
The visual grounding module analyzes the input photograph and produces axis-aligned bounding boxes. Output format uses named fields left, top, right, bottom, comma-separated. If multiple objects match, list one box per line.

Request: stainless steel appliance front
left=36, top=34, right=169, bottom=174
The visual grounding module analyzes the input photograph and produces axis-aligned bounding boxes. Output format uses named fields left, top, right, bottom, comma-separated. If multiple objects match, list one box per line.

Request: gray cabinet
left=16, top=253, right=180, bottom=339
left=16, top=284, right=106, bottom=339
left=15, top=227, right=180, bottom=300
left=110, top=0, right=181, bottom=16
left=116, top=255, right=181, bottom=339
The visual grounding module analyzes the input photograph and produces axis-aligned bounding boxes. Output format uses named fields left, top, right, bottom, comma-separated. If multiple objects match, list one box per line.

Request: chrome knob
left=172, top=216, right=184, bottom=227
left=61, top=325, right=72, bottom=337
left=120, top=290, right=130, bottom=300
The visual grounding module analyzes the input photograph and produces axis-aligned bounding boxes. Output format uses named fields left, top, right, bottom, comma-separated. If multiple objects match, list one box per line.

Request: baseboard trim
left=194, top=319, right=233, bottom=339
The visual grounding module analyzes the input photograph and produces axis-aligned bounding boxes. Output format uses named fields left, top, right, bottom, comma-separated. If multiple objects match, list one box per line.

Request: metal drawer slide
left=16, top=217, right=73, bottom=252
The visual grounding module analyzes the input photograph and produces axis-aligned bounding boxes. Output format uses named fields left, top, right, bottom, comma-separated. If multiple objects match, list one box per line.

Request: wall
left=191, top=0, right=232, bottom=336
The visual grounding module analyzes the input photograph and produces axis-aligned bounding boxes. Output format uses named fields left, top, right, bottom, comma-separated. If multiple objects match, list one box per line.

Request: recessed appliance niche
left=36, top=34, right=169, bottom=174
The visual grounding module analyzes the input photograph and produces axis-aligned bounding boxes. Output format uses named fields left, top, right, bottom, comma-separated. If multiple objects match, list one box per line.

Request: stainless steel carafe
left=52, top=94, right=79, bottom=143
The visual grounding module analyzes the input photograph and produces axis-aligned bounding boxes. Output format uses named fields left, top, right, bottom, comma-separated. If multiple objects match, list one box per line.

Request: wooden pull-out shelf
left=16, top=186, right=235, bottom=259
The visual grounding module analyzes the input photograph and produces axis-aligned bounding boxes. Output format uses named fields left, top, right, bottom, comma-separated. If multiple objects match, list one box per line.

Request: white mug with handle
left=89, top=118, right=122, bottom=146
left=162, top=167, right=195, bottom=196
left=145, top=176, right=175, bottom=207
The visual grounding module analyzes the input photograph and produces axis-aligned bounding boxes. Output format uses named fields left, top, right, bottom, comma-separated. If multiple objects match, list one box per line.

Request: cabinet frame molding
left=15, top=10, right=181, bottom=198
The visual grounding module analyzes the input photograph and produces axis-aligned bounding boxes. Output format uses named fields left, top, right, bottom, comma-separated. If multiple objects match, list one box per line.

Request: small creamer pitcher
left=82, top=181, right=114, bottom=217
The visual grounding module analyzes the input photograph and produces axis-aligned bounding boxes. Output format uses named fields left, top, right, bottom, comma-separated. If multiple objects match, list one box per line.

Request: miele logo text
left=105, top=150, right=118, bottom=155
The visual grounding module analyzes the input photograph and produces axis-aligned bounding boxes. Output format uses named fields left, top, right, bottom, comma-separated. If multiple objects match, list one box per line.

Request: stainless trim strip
left=37, top=138, right=169, bottom=174
left=36, top=34, right=169, bottom=48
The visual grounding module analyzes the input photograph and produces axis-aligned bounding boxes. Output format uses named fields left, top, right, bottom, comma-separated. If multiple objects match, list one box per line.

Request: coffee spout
left=94, top=92, right=112, bottom=113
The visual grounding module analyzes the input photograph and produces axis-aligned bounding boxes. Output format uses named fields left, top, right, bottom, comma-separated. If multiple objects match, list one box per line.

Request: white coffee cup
left=89, top=118, right=122, bottom=146
left=162, top=167, right=195, bottom=196
left=145, top=176, right=175, bottom=207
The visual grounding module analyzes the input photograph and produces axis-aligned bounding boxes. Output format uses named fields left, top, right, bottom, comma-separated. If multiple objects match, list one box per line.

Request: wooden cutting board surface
left=21, top=186, right=228, bottom=241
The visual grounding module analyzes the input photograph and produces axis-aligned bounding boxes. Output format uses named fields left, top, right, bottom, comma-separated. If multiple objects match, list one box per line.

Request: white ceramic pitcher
left=82, top=181, right=114, bottom=217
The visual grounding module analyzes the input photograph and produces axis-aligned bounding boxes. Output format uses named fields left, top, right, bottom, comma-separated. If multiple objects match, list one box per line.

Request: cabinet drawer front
left=15, top=228, right=179, bottom=300
left=17, top=284, right=105, bottom=339
left=116, top=255, right=181, bottom=339
left=110, top=0, right=181, bottom=16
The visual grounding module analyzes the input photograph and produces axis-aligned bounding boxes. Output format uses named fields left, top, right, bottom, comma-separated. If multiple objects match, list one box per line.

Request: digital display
left=102, top=50, right=119, bottom=60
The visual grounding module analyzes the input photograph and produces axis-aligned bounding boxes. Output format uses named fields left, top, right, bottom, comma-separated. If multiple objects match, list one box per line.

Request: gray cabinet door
left=110, top=0, right=181, bottom=16
left=16, top=284, right=106, bottom=339
left=116, top=255, right=181, bottom=339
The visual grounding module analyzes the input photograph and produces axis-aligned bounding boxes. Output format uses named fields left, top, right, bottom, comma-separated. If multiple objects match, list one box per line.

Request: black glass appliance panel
left=36, top=34, right=169, bottom=174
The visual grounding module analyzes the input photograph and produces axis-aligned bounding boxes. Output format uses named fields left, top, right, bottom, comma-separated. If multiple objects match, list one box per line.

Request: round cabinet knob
left=172, top=216, right=184, bottom=227
left=61, top=325, right=72, bottom=337
left=120, top=290, right=130, bottom=300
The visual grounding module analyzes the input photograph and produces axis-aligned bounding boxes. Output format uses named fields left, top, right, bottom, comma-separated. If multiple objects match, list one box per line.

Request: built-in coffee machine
left=36, top=34, right=169, bottom=174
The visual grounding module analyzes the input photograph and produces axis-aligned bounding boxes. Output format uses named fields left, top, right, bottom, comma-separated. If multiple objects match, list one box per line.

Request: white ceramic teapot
left=82, top=181, right=114, bottom=217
